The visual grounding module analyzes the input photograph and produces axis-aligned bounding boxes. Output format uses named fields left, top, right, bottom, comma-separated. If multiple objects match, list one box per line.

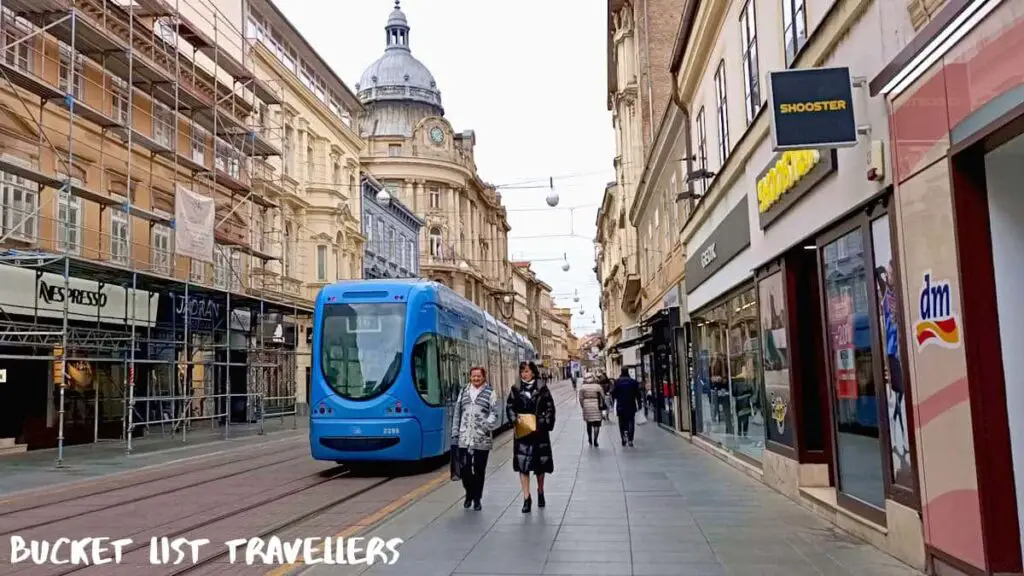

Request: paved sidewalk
left=305, top=383, right=921, bottom=576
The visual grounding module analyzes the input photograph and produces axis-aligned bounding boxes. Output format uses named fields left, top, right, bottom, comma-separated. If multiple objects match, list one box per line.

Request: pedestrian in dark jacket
left=611, top=368, right=643, bottom=447
left=506, top=361, right=556, bottom=513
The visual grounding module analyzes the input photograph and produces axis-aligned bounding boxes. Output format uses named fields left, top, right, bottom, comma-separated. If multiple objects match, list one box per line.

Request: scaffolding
left=0, top=0, right=311, bottom=466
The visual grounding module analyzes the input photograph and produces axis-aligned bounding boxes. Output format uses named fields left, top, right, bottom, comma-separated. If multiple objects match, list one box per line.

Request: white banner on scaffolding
left=174, top=184, right=215, bottom=263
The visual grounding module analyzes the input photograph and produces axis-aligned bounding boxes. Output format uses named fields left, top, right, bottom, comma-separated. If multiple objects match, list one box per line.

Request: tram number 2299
left=382, top=427, right=400, bottom=435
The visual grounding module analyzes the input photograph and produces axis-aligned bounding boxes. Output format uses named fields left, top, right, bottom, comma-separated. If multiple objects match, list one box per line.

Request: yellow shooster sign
left=756, top=149, right=821, bottom=214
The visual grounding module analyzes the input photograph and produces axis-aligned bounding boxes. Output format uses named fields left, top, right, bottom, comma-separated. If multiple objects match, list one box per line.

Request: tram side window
left=412, top=333, right=442, bottom=406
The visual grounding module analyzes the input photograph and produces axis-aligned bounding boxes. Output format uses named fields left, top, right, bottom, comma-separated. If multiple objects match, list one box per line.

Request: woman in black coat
left=506, top=361, right=556, bottom=513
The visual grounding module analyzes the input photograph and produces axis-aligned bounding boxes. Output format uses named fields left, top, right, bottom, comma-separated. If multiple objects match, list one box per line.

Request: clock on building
left=429, top=127, right=444, bottom=144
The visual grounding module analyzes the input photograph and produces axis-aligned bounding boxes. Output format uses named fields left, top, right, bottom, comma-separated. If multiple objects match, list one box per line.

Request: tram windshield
left=320, top=302, right=406, bottom=400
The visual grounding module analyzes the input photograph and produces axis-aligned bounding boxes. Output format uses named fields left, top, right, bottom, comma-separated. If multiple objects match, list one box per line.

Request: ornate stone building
left=355, top=1, right=511, bottom=315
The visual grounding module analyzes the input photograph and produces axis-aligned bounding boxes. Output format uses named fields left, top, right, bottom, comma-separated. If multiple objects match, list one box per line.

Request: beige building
left=0, top=0, right=300, bottom=451
left=605, top=0, right=686, bottom=323
left=241, top=0, right=366, bottom=408
left=595, top=182, right=628, bottom=374
left=552, top=307, right=573, bottom=377
left=355, top=3, right=511, bottom=316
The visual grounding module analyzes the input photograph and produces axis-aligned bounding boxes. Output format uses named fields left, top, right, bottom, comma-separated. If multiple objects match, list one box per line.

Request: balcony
left=621, top=252, right=640, bottom=313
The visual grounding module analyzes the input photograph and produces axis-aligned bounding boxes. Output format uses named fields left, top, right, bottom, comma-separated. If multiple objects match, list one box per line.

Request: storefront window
left=759, top=272, right=793, bottom=447
left=693, top=284, right=765, bottom=461
left=822, top=229, right=885, bottom=509
left=871, top=215, right=913, bottom=489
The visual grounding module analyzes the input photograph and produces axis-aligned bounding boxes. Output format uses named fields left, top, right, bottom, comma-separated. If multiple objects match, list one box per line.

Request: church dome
left=355, top=1, right=443, bottom=113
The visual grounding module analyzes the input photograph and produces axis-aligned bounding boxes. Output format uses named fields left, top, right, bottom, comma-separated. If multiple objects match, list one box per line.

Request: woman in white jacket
left=451, top=367, right=499, bottom=510
left=577, top=375, right=606, bottom=447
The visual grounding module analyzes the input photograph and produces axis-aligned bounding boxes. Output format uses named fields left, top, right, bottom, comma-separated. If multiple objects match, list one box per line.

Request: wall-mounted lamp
left=675, top=190, right=704, bottom=202
left=685, top=168, right=716, bottom=183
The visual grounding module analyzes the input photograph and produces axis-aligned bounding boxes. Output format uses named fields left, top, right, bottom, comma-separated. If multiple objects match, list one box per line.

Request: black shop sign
left=685, top=201, right=750, bottom=294
left=768, top=66, right=857, bottom=151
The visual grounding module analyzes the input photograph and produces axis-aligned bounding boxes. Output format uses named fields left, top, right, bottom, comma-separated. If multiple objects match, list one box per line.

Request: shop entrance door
left=984, top=132, right=1024, bottom=552
left=819, top=225, right=886, bottom=513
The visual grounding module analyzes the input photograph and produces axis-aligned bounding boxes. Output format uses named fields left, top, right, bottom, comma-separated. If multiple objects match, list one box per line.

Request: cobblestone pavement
left=301, top=381, right=923, bottom=576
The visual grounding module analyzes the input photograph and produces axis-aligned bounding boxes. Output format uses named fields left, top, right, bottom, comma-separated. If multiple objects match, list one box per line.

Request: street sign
left=768, top=66, right=857, bottom=151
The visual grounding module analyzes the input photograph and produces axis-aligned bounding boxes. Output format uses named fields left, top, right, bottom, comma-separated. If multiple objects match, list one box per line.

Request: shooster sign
left=756, top=148, right=837, bottom=229
left=768, top=67, right=857, bottom=151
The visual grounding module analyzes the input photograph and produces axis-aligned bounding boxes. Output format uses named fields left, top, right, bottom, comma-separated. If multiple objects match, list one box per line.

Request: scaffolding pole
left=56, top=10, right=79, bottom=469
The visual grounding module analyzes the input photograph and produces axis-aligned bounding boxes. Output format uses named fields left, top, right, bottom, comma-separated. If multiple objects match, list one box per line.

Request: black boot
left=522, top=496, right=532, bottom=513
left=463, top=495, right=472, bottom=508
left=473, top=499, right=482, bottom=511
left=537, top=491, right=546, bottom=508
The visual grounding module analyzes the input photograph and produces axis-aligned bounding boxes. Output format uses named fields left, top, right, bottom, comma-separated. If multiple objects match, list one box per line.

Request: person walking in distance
left=506, top=361, right=556, bottom=513
left=611, top=368, right=643, bottom=447
left=452, top=367, right=500, bottom=511
left=577, top=374, right=606, bottom=447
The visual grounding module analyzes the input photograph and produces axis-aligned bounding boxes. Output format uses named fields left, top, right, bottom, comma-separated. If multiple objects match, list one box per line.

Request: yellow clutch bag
left=515, top=414, right=537, bottom=438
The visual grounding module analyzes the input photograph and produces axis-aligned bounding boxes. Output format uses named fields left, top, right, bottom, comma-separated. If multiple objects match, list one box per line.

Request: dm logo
left=914, top=272, right=961, bottom=350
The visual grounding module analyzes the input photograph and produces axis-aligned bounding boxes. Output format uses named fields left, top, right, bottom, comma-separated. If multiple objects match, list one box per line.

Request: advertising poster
left=829, top=293, right=857, bottom=399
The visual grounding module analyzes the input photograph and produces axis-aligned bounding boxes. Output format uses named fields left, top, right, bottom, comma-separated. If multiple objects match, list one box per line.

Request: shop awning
left=610, top=331, right=650, bottom=352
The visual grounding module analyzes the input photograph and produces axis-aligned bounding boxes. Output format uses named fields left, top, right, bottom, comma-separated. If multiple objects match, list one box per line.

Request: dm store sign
left=913, top=272, right=960, bottom=350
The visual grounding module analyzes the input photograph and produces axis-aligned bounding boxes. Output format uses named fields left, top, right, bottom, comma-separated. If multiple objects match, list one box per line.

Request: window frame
left=0, top=160, right=37, bottom=243
left=152, top=222, right=172, bottom=275
left=412, top=332, right=443, bottom=407
left=740, top=0, right=762, bottom=124
left=782, top=0, right=808, bottom=66
left=714, top=60, right=730, bottom=166
left=110, top=207, right=130, bottom=265
left=56, top=188, right=82, bottom=255
left=316, top=244, right=328, bottom=281
left=695, top=107, right=708, bottom=196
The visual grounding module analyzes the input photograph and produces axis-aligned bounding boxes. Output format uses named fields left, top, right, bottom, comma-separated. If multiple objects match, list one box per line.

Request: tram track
left=0, top=435, right=306, bottom=516
left=0, top=448, right=315, bottom=538
left=2, top=383, right=578, bottom=575
left=160, top=386, right=580, bottom=575
left=3, top=463, right=352, bottom=576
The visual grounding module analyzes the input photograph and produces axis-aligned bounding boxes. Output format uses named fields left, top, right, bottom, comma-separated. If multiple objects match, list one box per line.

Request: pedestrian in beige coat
left=577, top=375, right=606, bottom=447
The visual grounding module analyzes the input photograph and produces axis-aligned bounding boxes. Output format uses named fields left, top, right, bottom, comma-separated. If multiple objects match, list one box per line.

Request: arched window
left=428, top=227, right=442, bottom=258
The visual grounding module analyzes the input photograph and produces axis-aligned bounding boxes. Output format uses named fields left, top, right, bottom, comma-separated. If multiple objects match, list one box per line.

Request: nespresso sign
left=685, top=201, right=750, bottom=294
left=756, top=148, right=837, bottom=229
left=38, top=282, right=108, bottom=307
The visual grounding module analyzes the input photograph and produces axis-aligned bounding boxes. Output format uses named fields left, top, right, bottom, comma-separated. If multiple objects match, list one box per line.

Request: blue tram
left=309, top=279, right=537, bottom=463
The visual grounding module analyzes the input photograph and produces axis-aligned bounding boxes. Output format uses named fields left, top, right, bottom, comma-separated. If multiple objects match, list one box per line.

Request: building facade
left=669, top=0, right=930, bottom=569
left=355, top=2, right=511, bottom=316
left=605, top=0, right=686, bottom=324
left=871, top=0, right=1024, bottom=573
left=595, top=182, right=628, bottom=375
left=361, top=174, right=423, bottom=279
left=628, top=70, right=690, bottom=434
left=0, top=0, right=303, bottom=451
left=244, top=0, right=368, bottom=410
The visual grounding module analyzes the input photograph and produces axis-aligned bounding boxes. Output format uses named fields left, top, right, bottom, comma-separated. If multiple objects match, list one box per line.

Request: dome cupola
left=355, top=0, right=443, bottom=113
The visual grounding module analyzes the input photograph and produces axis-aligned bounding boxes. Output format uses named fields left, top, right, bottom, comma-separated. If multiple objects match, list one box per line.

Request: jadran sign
left=755, top=148, right=837, bottom=229
left=768, top=66, right=857, bottom=151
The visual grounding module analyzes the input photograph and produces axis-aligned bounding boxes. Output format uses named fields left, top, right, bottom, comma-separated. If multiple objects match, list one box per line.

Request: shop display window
left=759, top=271, right=793, bottom=448
left=692, top=285, right=766, bottom=461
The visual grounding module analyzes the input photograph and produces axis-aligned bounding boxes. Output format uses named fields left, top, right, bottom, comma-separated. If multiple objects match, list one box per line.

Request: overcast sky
left=276, top=0, right=613, bottom=336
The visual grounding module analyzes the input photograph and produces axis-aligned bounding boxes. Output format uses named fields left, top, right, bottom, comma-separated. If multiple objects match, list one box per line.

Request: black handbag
left=450, top=445, right=462, bottom=481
